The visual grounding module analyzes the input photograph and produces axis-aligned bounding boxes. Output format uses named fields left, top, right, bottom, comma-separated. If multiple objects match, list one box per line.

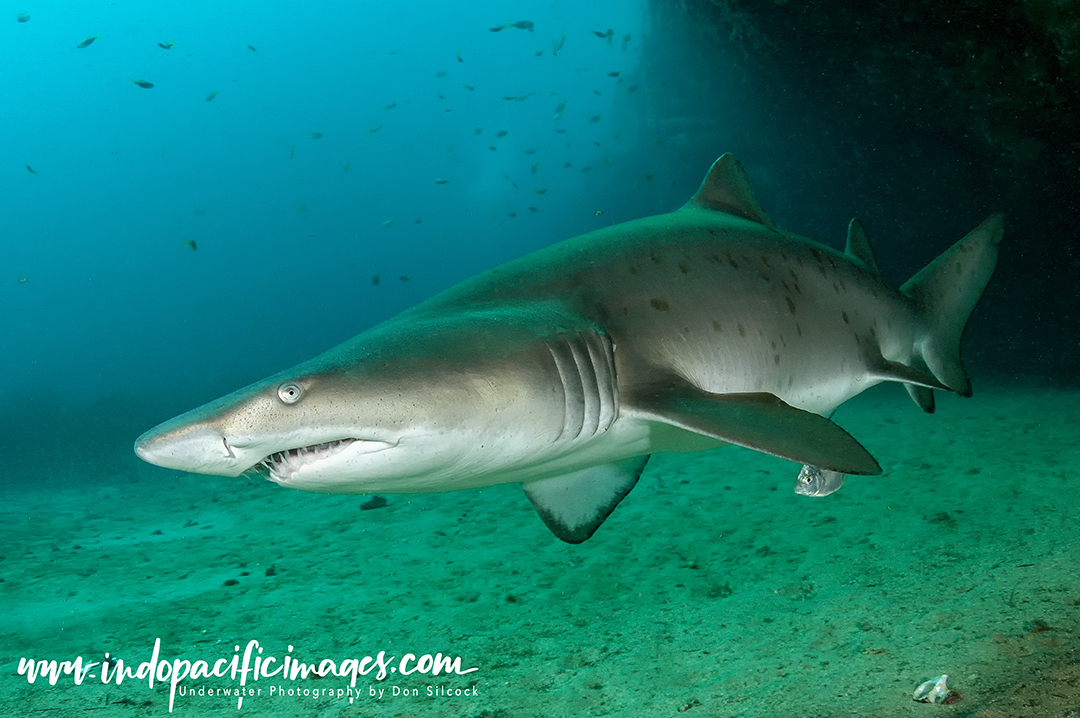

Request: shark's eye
left=277, top=382, right=303, bottom=404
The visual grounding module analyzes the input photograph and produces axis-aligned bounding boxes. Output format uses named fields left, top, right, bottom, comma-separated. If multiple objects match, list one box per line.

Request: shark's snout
left=134, top=424, right=248, bottom=476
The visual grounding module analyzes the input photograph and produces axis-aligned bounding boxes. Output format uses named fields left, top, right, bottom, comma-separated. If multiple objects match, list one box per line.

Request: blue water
left=3, top=0, right=676, bottom=419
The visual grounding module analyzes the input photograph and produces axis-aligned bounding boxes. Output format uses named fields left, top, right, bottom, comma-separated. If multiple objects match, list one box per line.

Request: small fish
left=381, top=219, right=395, bottom=228
left=158, top=41, right=175, bottom=50
left=18, top=13, right=30, bottom=22
left=554, top=128, right=567, bottom=134
left=398, top=275, right=411, bottom=282
left=25, top=165, right=36, bottom=174
left=501, top=172, right=510, bottom=181
left=464, top=84, right=474, bottom=91
left=489, top=25, right=504, bottom=32
left=523, top=148, right=536, bottom=155
left=528, top=206, right=539, bottom=212
left=533, top=188, right=547, bottom=195
left=534, top=51, right=543, bottom=57
left=288, top=146, right=295, bottom=159
left=553, top=100, right=567, bottom=120
left=436, top=71, right=447, bottom=78
left=507, top=212, right=517, bottom=218
left=489, top=146, right=497, bottom=151
left=531, top=163, right=540, bottom=174
left=414, top=219, right=422, bottom=223
left=794, top=465, right=846, bottom=497
left=564, top=162, right=572, bottom=168
left=343, top=162, right=350, bottom=171
left=589, top=114, right=602, bottom=123
left=456, top=52, right=463, bottom=63
left=626, top=85, right=638, bottom=93
left=309, top=132, right=323, bottom=139
left=495, top=130, right=508, bottom=138
left=591, top=29, right=614, bottom=44
left=131, top=79, right=154, bottom=89
left=247, top=45, right=258, bottom=53
left=621, top=34, right=631, bottom=51
left=552, top=31, right=566, bottom=55
left=580, top=166, right=591, bottom=172
left=77, top=36, right=98, bottom=49
left=509, top=20, right=534, bottom=32
left=372, top=274, right=381, bottom=285
left=367, top=125, right=382, bottom=133
left=183, top=239, right=197, bottom=251
left=382, top=102, right=396, bottom=110
left=205, top=91, right=219, bottom=101
left=475, top=128, right=483, bottom=135
left=607, top=71, right=620, bottom=77
left=434, top=178, right=450, bottom=184
left=297, top=202, right=306, bottom=213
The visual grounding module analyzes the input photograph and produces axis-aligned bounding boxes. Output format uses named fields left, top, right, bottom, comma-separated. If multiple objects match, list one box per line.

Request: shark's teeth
left=264, top=439, right=356, bottom=480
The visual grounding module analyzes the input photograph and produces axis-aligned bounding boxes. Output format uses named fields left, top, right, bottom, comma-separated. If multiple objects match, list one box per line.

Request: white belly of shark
left=134, top=153, right=1004, bottom=543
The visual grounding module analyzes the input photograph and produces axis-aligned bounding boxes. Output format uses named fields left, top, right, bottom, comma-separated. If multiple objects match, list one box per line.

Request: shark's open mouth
left=257, top=439, right=358, bottom=481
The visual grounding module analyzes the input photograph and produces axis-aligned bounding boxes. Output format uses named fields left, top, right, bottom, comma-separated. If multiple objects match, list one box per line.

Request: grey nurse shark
left=135, top=154, right=1003, bottom=542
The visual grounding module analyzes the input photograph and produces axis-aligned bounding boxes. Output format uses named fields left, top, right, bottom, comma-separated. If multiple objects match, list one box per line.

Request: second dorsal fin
left=845, top=219, right=881, bottom=275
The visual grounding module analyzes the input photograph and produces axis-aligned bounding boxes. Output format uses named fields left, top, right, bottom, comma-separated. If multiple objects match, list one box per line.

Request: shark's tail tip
left=899, top=215, right=1003, bottom=401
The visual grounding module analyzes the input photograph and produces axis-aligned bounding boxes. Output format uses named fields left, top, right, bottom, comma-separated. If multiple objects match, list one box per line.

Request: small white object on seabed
left=913, top=674, right=959, bottom=704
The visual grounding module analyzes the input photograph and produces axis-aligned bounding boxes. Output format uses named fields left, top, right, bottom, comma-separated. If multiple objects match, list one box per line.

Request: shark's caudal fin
left=899, top=213, right=1005, bottom=408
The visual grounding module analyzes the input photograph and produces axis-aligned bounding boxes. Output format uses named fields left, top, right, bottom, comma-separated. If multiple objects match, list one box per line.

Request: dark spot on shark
left=712, top=320, right=723, bottom=333
left=833, top=281, right=841, bottom=293
left=761, top=256, right=771, bottom=268
left=711, top=254, right=722, bottom=263
left=760, top=273, right=771, bottom=283
left=842, top=311, right=850, bottom=324
left=629, top=265, right=639, bottom=275
left=679, top=263, right=690, bottom=274
left=650, top=252, right=663, bottom=265
left=796, top=323, right=803, bottom=337
left=774, top=354, right=781, bottom=365
left=650, top=298, right=670, bottom=311
left=786, top=296, right=797, bottom=314
left=727, top=254, right=738, bottom=269
left=737, top=324, right=746, bottom=337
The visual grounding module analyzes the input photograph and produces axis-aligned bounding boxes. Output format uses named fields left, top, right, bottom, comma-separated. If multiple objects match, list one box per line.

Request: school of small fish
left=18, top=14, right=640, bottom=264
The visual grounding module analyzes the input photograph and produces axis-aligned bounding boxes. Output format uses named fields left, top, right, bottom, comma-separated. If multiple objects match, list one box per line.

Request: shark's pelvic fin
left=522, top=456, right=651, bottom=543
left=683, top=153, right=778, bottom=230
left=629, top=374, right=882, bottom=475
left=844, top=219, right=881, bottom=275
left=900, top=213, right=1005, bottom=398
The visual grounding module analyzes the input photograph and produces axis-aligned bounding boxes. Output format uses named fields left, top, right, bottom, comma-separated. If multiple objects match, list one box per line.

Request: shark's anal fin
left=630, top=375, right=882, bottom=476
left=522, top=456, right=651, bottom=543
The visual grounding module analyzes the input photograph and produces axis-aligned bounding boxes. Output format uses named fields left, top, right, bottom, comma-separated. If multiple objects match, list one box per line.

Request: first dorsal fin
left=844, top=219, right=881, bottom=275
left=683, top=153, right=778, bottom=230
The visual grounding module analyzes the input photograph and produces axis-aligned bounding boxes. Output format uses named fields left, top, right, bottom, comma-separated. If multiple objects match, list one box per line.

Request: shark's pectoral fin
left=522, top=456, right=651, bottom=543
left=629, top=375, right=882, bottom=475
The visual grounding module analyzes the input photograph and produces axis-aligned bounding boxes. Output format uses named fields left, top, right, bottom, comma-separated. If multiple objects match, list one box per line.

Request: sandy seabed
left=2, top=383, right=1078, bottom=718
